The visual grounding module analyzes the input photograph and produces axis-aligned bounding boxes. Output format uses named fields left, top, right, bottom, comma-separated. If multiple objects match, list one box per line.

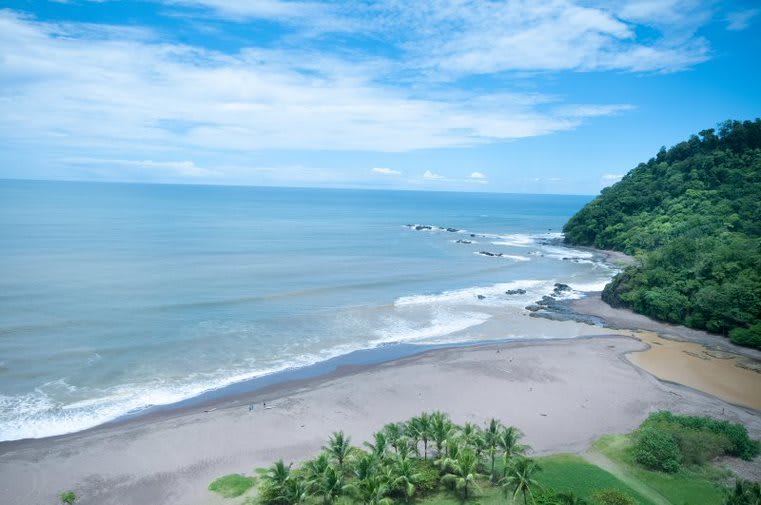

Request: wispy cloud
left=726, top=9, right=759, bottom=31
left=601, top=173, right=624, bottom=185
left=372, top=167, right=401, bottom=175
left=469, top=171, right=487, bottom=179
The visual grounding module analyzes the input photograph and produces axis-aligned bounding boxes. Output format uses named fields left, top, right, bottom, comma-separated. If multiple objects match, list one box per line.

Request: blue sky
left=0, top=0, right=759, bottom=194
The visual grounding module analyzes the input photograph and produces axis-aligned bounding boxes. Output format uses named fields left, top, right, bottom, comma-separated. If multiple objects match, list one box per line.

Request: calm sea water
left=0, top=180, right=611, bottom=441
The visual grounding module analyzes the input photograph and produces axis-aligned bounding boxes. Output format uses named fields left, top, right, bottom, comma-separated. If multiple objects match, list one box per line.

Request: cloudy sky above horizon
left=1, top=0, right=759, bottom=194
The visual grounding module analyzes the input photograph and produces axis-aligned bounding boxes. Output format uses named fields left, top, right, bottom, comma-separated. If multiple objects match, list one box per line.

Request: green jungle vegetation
left=206, top=411, right=759, bottom=505
left=562, top=119, right=761, bottom=349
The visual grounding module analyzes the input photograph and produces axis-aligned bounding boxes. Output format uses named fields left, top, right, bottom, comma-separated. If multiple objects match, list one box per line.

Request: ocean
left=0, top=180, right=614, bottom=441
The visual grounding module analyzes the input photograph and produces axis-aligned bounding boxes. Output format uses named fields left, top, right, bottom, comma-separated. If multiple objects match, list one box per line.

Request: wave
left=370, top=310, right=491, bottom=345
left=394, top=280, right=553, bottom=307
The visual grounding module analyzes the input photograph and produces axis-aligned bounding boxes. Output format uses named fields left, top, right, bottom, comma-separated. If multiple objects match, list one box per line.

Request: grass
left=594, top=434, right=730, bottom=505
left=208, top=473, right=257, bottom=498
left=415, top=454, right=656, bottom=505
left=536, top=454, right=657, bottom=505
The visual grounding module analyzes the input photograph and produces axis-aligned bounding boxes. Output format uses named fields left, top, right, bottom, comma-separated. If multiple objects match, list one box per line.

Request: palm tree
left=348, top=474, right=392, bottom=505
left=497, top=426, right=527, bottom=477
left=266, top=459, right=292, bottom=486
left=304, top=452, right=331, bottom=490
left=484, top=418, right=504, bottom=481
left=353, top=453, right=379, bottom=481
left=324, top=431, right=352, bottom=470
left=414, top=412, right=432, bottom=460
left=430, top=411, right=455, bottom=457
left=390, top=456, right=422, bottom=503
left=725, top=480, right=761, bottom=505
left=395, top=437, right=415, bottom=462
left=383, top=423, right=404, bottom=455
left=364, top=431, right=389, bottom=460
left=280, top=477, right=308, bottom=505
left=441, top=448, right=482, bottom=500
left=501, top=458, right=541, bottom=505
left=314, top=466, right=345, bottom=505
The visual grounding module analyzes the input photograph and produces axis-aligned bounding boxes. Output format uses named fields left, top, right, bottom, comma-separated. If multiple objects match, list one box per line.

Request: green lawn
left=208, top=473, right=257, bottom=498
left=536, top=454, right=657, bottom=505
left=594, top=435, right=730, bottom=505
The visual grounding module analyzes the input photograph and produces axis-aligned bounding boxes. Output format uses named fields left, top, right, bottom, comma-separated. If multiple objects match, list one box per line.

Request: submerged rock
left=446, top=227, right=459, bottom=232
left=476, top=294, right=486, bottom=300
left=506, top=289, right=527, bottom=295
left=455, top=239, right=473, bottom=244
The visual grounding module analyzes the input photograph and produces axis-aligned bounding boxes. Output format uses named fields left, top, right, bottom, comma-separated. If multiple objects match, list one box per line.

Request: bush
left=675, top=428, right=733, bottom=466
left=208, top=473, right=256, bottom=498
left=633, top=427, right=682, bottom=473
left=590, top=489, right=636, bottom=505
left=730, top=323, right=761, bottom=349
left=642, top=411, right=760, bottom=461
left=414, top=460, right=441, bottom=495
left=61, top=491, right=77, bottom=505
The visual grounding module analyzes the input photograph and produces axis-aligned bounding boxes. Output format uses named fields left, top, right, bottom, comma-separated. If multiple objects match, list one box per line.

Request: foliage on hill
left=562, top=119, right=761, bottom=347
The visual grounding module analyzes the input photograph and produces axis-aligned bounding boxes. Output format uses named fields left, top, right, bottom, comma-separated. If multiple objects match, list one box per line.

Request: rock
left=470, top=234, right=476, bottom=237
left=455, top=239, right=472, bottom=244
left=476, top=294, right=486, bottom=300
left=414, top=225, right=433, bottom=231
left=553, top=283, right=571, bottom=292
left=525, top=304, right=542, bottom=312
left=505, top=289, right=527, bottom=295
left=446, top=227, right=459, bottom=232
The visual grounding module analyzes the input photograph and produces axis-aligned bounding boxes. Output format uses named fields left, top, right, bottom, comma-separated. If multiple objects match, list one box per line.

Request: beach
left=2, top=328, right=760, bottom=505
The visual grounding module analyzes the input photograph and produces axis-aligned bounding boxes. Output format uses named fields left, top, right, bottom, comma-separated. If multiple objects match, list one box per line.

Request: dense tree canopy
left=563, top=119, right=761, bottom=348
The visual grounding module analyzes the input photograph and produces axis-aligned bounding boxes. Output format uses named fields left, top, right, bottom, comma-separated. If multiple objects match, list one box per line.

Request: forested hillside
left=563, top=119, right=761, bottom=349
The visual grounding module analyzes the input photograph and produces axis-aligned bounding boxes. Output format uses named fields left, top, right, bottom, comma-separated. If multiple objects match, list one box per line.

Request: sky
left=0, top=1, right=759, bottom=194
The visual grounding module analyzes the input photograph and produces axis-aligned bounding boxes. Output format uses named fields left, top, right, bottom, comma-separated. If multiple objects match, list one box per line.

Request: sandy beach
left=2, top=331, right=760, bottom=505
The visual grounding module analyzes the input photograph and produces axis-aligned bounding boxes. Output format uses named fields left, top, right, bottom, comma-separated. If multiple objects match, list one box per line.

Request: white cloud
left=469, top=171, right=486, bottom=179
left=423, top=170, right=444, bottom=180
left=372, top=167, right=401, bottom=175
left=726, top=9, right=759, bottom=31
left=602, top=173, right=624, bottom=184
left=63, top=157, right=216, bottom=177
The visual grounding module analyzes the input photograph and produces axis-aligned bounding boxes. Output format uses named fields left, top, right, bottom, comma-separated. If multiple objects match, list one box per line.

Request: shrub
left=675, top=428, right=733, bottom=466
left=633, top=427, right=682, bottom=472
left=61, top=491, right=77, bottom=505
left=590, top=489, right=636, bottom=505
left=730, top=323, right=761, bottom=350
left=414, top=460, right=441, bottom=495
left=208, top=473, right=256, bottom=498
left=642, top=411, right=760, bottom=461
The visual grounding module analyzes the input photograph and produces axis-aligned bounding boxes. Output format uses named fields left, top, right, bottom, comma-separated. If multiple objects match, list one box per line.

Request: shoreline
left=2, top=333, right=759, bottom=505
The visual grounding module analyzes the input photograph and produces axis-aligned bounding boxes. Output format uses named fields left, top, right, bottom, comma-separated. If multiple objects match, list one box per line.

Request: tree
left=347, top=475, right=392, bottom=505
left=408, top=412, right=432, bottom=460
left=364, top=431, right=389, bottom=460
left=324, top=431, right=353, bottom=470
left=431, top=411, right=456, bottom=457
left=383, top=423, right=405, bottom=455
left=502, top=458, right=542, bottom=505
left=484, top=418, right=504, bottom=481
left=498, top=426, right=527, bottom=477
left=390, top=456, right=422, bottom=503
left=590, top=489, right=636, bottom=505
left=441, top=449, right=482, bottom=500
left=725, top=480, right=761, bottom=505
left=313, top=466, right=345, bottom=505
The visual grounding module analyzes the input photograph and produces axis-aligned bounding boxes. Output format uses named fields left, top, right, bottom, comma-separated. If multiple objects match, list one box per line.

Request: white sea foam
left=371, top=310, right=491, bottom=345
left=394, top=280, right=553, bottom=307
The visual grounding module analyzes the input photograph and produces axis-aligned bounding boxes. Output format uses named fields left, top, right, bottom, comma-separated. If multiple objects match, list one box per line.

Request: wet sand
left=626, top=330, right=761, bottom=411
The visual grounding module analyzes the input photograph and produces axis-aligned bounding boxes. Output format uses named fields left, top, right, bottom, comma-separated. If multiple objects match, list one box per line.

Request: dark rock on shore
left=506, top=289, right=527, bottom=295
left=455, top=239, right=472, bottom=244
left=478, top=251, right=504, bottom=257
left=446, top=227, right=459, bottom=232
left=476, top=294, right=486, bottom=300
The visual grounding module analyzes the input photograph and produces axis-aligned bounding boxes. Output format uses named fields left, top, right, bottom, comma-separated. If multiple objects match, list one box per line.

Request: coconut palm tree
left=441, top=448, right=482, bottom=500
left=313, top=466, right=345, bottom=505
left=484, top=418, right=504, bottom=481
left=324, top=431, right=353, bottom=470
left=364, top=431, right=389, bottom=460
left=395, top=437, right=415, bottom=462
left=353, top=453, right=379, bottom=482
left=280, top=476, right=308, bottom=505
left=347, top=474, right=393, bottom=505
left=498, top=427, right=527, bottom=477
left=430, top=411, right=456, bottom=457
left=266, top=460, right=292, bottom=486
left=502, top=458, right=542, bottom=505
left=304, top=453, right=331, bottom=489
left=413, top=412, right=432, bottom=460
left=390, top=456, right=422, bottom=503
left=383, top=423, right=405, bottom=455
